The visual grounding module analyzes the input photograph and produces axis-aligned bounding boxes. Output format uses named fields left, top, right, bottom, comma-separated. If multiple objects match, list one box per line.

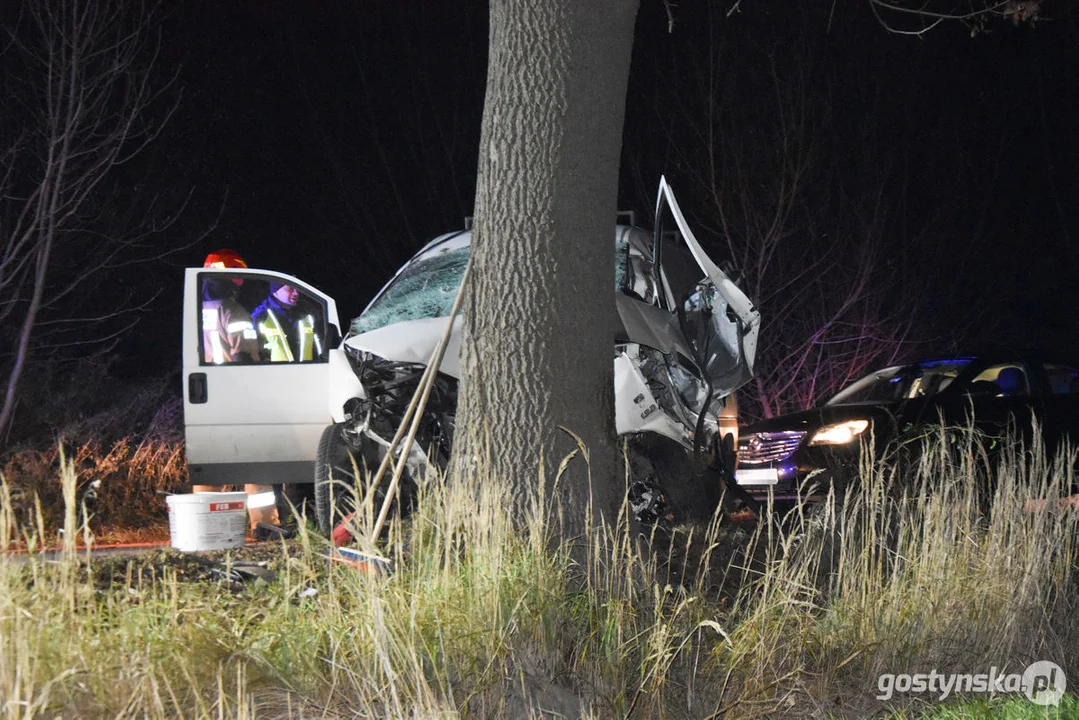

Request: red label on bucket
left=210, top=502, right=245, bottom=512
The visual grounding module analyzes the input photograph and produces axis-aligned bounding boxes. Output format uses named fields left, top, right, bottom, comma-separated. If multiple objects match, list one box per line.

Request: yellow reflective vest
left=258, top=309, right=317, bottom=362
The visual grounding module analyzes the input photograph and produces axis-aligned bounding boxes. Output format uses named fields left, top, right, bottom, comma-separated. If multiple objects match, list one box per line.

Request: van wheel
left=314, top=424, right=368, bottom=536
left=314, top=424, right=419, bottom=538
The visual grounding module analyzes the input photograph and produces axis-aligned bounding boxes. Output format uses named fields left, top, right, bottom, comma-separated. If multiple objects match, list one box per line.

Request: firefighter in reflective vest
left=252, top=282, right=321, bottom=362
left=194, top=249, right=281, bottom=531
left=202, top=278, right=259, bottom=364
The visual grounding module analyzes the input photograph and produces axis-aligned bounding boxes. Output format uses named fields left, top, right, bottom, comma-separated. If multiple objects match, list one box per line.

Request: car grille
left=738, top=431, right=807, bottom=464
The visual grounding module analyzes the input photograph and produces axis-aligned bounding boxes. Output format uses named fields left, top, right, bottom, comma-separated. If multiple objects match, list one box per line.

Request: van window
left=972, top=364, right=1030, bottom=397
left=199, top=273, right=329, bottom=365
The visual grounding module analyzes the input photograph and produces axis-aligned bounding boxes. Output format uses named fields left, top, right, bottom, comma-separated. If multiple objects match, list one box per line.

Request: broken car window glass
left=352, top=245, right=471, bottom=334
left=615, top=236, right=659, bottom=304
left=360, top=234, right=652, bottom=336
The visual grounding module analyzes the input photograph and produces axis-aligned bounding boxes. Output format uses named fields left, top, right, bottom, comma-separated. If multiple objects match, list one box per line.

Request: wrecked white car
left=181, top=178, right=759, bottom=532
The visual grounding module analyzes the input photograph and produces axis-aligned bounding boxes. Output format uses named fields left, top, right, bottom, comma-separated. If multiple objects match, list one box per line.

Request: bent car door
left=612, top=178, right=759, bottom=446
left=653, top=176, right=760, bottom=396
left=182, top=268, right=342, bottom=486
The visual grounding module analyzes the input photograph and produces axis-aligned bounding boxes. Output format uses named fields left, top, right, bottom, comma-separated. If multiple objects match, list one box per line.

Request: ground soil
left=84, top=540, right=303, bottom=591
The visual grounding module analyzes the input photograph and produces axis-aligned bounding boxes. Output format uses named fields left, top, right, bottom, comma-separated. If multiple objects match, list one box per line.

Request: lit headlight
left=808, top=419, right=869, bottom=446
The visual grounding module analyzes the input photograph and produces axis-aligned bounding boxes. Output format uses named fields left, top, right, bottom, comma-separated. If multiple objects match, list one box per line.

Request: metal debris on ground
left=253, top=522, right=297, bottom=541
left=209, top=561, right=277, bottom=584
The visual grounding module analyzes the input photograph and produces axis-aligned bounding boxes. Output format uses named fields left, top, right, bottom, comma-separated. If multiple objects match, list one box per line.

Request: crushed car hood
left=345, top=316, right=464, bottom=378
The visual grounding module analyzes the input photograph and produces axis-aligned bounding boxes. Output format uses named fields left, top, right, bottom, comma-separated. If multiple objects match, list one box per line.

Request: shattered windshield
left=615, top=237, right=629, bottom=291
left=826, top=358, right=973, bottom=405
left=358, top=230, right=654, bottom=335
left=616, top=234, right=662, bottom=304
left=352, top=243, right=470, bottom=334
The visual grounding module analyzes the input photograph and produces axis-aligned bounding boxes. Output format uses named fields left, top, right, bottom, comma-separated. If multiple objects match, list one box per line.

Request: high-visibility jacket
left=258, top=310, right=317, bottom=362
left=202, top=298, right=259, bottom=364
left=252, top=294, right=323, bottom=362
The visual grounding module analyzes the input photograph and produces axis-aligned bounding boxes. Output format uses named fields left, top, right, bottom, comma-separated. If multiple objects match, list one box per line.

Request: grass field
left=1, top=425, right=1076, bottom=718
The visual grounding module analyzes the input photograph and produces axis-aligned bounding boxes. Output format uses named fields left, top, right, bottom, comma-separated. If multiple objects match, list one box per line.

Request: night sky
left=9, top=0, right=1079, bottom=382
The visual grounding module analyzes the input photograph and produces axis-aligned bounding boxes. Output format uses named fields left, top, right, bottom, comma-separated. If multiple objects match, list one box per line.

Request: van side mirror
left=326, top=323, right=342, bottom=350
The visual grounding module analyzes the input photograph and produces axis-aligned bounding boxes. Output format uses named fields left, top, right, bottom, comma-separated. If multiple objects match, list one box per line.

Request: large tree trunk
left=452, top=0, right=638, bottom=535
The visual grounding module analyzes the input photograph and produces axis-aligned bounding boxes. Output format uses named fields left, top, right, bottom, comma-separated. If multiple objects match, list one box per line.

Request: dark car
left=734, top=353, right=1079, bottom=504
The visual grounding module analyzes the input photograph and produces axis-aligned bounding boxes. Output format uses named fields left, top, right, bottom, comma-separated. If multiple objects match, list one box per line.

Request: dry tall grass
left=718, top=427, right=1077, bottom=716
left=1, top=424, right=1075, bottom=718
left=1, top=376, right=187, bottom=535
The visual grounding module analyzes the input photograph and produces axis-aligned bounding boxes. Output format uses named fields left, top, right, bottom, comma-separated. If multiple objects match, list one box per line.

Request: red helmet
left=203, top=249, right=248, bottom=269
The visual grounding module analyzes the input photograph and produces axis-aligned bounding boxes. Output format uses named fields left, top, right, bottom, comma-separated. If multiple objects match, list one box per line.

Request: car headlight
left=808, top=419, right=869, bottom=446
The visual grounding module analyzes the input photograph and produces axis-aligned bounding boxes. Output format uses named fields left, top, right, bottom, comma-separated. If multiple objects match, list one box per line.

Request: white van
left=182, top=178, right=759, bottom=530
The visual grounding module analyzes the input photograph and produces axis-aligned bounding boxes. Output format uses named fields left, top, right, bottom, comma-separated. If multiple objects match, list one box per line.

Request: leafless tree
left=626, top=0, right=1037, bottom=420
left=627, top=18, right=926, bottom=421
left=707, top=93, right=918, bottom=419
left=867, top=0, right=1041, bottom=36
left=0, top=0, right=180, bottom=440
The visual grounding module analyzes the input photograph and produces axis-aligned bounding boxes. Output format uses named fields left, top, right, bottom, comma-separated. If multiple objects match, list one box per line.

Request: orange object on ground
left=331, top=513, right=356, bottom=547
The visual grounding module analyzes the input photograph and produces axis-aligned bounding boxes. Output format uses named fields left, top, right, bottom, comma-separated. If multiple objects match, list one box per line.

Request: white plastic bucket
left=167, top=492, right=247, bottom=552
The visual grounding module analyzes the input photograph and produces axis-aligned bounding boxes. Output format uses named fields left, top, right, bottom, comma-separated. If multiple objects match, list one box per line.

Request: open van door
left=182, top=268, right=342, bottom=486
left=653, top=176, right=760, bottom=397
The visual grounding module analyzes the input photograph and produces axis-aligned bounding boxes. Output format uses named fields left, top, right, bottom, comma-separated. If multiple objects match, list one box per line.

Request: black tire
left=314, top=424, right=365, bottom=536
left=314, top=423, right=421, bottom=537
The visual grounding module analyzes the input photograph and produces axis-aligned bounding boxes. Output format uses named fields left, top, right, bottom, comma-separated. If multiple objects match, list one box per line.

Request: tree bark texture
left=453, top=0, right=639, bottom=534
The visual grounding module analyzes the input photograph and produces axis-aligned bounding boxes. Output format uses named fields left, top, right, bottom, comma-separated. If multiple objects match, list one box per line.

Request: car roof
left=880, top=350, right=1079, bottom=377
left=412, top=224, right=651, bottom=258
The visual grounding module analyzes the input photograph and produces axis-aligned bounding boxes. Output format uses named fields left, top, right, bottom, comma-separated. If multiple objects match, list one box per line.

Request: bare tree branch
left=630, top=11, right=942, bottom=420
left=868, top=0, right=1041, bottom=35
left=0, top=0, right=182, bottom=440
